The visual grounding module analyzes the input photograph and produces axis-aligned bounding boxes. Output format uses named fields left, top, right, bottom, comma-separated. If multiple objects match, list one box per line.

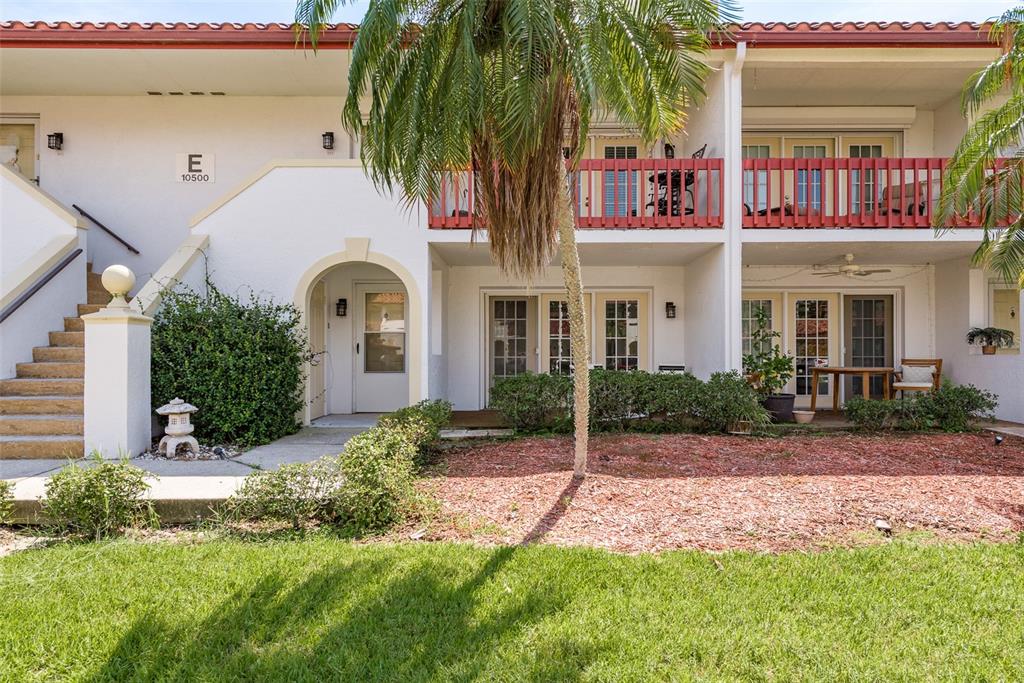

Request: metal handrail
left=0, top=248, right=83, bottom=324
left=72, top=204, right=140, bottom=254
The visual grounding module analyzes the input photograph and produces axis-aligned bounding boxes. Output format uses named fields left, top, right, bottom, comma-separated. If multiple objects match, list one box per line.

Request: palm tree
left=295, top=0, right=732, bottom=476
left=937, top=8, right=1024, bottom=287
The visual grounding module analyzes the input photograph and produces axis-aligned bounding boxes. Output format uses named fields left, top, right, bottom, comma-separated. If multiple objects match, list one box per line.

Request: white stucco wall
left=935, top=258, right=1023, bottom=423
left=190, top=163, right=431, bottom=419
left=2, top=95, right=357, bottom=280
left=443, top=264, right=687, bottom=410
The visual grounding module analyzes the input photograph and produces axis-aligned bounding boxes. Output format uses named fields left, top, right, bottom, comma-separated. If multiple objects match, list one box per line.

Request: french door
left=488, top=296, right=538, bottom=386
left=354, top=284, right=407, bottom=412
left=843, top=295, right=893, bottom=398
left=786, top=293, right=839, bottom=408
left=594, top=292, right=649, bottom=371
left=540, top=293, right=593, bottom=374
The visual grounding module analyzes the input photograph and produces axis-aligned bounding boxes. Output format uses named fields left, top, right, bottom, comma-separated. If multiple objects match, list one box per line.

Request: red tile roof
left=0, top=19, right=995, bottom=49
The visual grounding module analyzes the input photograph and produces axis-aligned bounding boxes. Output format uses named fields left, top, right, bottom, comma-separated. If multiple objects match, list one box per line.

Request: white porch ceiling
left=742, top=239, right=980, bottom=266
left=431, top=241, right=719, bottom=267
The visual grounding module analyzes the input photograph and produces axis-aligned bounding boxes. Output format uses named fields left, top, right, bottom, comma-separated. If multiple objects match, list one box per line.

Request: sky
left=0, top=0, right=1016, bottom=25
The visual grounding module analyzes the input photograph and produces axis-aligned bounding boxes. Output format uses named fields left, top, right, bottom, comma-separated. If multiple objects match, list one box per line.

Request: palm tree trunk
left=557, top=178, right=589, bottom=477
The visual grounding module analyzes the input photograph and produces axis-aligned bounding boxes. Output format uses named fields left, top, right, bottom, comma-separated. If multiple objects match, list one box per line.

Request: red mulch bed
left=425, top=432, right=1024, bottom=553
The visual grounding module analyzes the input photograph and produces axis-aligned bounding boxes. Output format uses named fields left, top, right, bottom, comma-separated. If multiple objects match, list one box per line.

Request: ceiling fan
left=812, top=253, right=891, bottom=278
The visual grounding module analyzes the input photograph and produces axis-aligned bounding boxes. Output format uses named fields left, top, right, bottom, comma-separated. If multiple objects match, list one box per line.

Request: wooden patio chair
left=892, top=358, right=943, bottom=398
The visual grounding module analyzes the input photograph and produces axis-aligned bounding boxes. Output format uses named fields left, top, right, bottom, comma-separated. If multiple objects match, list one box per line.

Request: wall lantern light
left=335, top=298, right=347, bottom=317
left=665, top=302, right=677, bottom=319
left=47, top=132, right=64, bottom=150
left=322, top=131, right=335, bottom=150
left=663, top=143, right=675, bottom=159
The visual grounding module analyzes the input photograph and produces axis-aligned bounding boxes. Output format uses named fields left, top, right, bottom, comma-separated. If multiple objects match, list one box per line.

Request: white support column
left=722, top=42, right=747, bottom=372
left=83, top=266, right=152, bottom=458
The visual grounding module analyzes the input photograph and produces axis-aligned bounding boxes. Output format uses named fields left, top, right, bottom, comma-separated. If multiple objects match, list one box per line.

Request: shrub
left=151, top=283, right=313, bottom=448
left=846, top=382, right=998, bottom=433
left=224, top=458, right=342, bottom=529
left=43, top=454, right=153, bottom=539
left=490, top=372, right=572, bottom=432
left=845, top=396, right=897, bottom=431
left=377, top=399, right=453, bottom=448
left=588, top=368, right=648, bottom=429
left=644, top=372, right=704, bottom=429
left=695, top=371, right=771, bottom=433
left=0, top=479, right=13, bottom=525
left=919, top=381, right=998, bottom=432
left=335, top=424, right=420, bottom=533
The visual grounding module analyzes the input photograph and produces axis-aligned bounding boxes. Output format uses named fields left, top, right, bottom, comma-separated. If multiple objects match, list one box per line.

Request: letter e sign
left=175, top=153, right=215, bottom=183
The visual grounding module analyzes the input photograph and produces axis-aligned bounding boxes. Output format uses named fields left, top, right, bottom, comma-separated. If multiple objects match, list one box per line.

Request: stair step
left=49, top=331, right=84, bottom=347
left=16, top=361, right=84, bottom=379
left=0, top=414, right=83, bottom=436
left=0, top=377, right=84, bottom=396
left=78, top=303, right=103, bottom=316
left=87, top=289, right=109, bottom=305
left=0, top=396, right=83, bottom=415
left=64, top=316, right=84, bottom=332
left=0, top=435, right=84, bottom=459
left=33, top=346, right=84, bottom=363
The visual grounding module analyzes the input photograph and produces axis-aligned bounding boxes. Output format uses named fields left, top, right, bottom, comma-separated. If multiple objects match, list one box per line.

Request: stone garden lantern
left=156, top=398, right=199, bottom=456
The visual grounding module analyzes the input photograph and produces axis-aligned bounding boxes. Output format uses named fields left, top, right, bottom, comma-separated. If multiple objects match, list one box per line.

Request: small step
left=0, top=395, right=82, bottom=415
left=77, top=304, right=103, bottom=316
left=87, top=288, right=109, bottom=305
left=64, top=316, right=84, bottom=332
left=33, top=346, right=84, bottom=363
left=0, top=414, right=83, bottom=436
left=49, top=331, right=84, bottom=347
left=0, top=435, right=84, bottom=459
left=0, top=377, right=84, bottom=396
left=16, top=361, right=84, bottom=379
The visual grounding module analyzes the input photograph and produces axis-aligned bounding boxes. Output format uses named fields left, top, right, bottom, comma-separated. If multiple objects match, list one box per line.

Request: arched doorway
left=295, top=246, right=423, bottom=424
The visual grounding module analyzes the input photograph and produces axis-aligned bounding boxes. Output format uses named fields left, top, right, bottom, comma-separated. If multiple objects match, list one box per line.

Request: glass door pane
left=794, top=298, right=830, bottom=396
left=843, top=295, right=893, bottom=398
left=491, top=298, right=529, bottom=384
left=364, top=292, right=405, bottom=372
left=603, top=299, right=640, bottom=370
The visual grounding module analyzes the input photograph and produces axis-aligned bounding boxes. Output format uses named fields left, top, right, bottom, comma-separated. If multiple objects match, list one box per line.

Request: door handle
left=356, top=342, right=360, bottom=354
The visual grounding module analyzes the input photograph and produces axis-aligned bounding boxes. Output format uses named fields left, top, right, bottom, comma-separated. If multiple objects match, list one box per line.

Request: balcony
left=741, top=157, right=994, bottom=229
left=429, top=158, right=724, bottom=229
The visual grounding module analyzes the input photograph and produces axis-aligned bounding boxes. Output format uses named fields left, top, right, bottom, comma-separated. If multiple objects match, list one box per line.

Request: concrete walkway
left=2, top=415, right=377, bottom=523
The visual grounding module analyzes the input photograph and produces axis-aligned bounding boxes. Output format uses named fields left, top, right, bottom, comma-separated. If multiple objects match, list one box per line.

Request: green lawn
left=2, top=538, right=1022, bottom=681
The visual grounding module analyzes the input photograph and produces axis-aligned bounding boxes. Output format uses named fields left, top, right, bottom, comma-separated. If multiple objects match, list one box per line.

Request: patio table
left=809, top=366, right=893, bottom=412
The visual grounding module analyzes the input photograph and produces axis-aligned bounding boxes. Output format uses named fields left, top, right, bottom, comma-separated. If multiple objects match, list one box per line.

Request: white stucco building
left=1, top=20, right=1021, bottom=458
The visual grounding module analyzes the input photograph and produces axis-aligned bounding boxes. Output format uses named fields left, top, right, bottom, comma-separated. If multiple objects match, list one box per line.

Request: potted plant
left=965, top=327, right=1016, bottom=355
left=742, top=308, right=796, bottom=422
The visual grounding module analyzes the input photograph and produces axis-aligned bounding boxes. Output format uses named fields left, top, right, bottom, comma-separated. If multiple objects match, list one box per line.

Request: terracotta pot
left=982, top=345, right=997, bottom=355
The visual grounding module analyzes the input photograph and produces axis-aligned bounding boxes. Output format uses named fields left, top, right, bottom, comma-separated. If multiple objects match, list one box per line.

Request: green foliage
left=151, top=283, right=313, bottom=448
left=742, top=308, right=795, bottom=396
left=42, top=453, right=154, bottom=539
left=965, top=326, right=1016, bottom=348
left=335, top=424, right=419, bottom=534
left=919, top=380, right=999, bottom=432
left=846, top=381, right=998, bottom=433
left=489, top=372, right=572, bottom=432
left=0, top=479, right=13, bottom=525
left=224, top=458, right=342, bottom=530
left=225, top=400, right=448, bottom=533
left=695, top=371, right=772, bottom=433
left=492, top=369, right=768, bottom=435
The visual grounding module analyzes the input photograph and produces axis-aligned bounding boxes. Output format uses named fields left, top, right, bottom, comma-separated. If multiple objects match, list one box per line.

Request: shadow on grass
left=89, top=545, right=605, bottom=681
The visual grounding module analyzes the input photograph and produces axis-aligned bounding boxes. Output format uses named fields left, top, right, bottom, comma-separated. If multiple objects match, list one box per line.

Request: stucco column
left=83, top=266, right=152, bottom=458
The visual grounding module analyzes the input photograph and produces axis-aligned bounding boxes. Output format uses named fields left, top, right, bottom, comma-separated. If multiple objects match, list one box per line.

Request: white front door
left=354, top=283, right=408, bottom=412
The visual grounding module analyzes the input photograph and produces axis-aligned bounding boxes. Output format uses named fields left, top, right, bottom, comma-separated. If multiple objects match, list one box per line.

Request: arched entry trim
left=293, top=240, right=424, bottom=424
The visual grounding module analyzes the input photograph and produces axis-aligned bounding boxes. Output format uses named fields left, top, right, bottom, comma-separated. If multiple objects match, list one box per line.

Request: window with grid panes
left=604, top=299, right=640, bottom=371
left=742, top=145, right=770, bottom=213
left=793, top=145, right=826, bottom=211
left=849, top=144, right=883, bottom=213
left=603, top=145, right=637, bottom=218
left=741, top=299, right=774, bottom=356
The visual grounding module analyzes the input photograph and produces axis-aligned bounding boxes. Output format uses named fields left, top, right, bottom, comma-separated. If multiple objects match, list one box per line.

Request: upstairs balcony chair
left=646, top=143, right=705, bottom=217
left=892, top=359, right=943, bottom=398
left=879, top=179, right=940, bottom=217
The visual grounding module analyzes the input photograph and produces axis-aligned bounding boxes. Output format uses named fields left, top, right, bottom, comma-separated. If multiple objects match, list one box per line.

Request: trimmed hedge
left=225, top=399, right=451, bottom=533
left=42, top=454, right=154, bottom=539
left=491, top=369, right=769, bottom=434
left=151, top=283, right=313, bottom=448
left=846, top=381, right=998, bottom=433
left=0, top=479, right=13, bottom=525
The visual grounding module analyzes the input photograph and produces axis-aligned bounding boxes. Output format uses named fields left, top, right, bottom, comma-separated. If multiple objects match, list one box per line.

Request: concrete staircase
left=0, top=269, right=108, bottom=459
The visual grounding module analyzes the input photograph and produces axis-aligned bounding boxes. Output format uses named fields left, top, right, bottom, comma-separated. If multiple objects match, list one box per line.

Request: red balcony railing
left=742, top=157, right=994, bottom=229
left=429, top=157, right=724, bottom=229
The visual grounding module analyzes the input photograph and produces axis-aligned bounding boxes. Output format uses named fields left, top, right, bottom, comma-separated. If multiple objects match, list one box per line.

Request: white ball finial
left=101, top=264, right=135, bottom=309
